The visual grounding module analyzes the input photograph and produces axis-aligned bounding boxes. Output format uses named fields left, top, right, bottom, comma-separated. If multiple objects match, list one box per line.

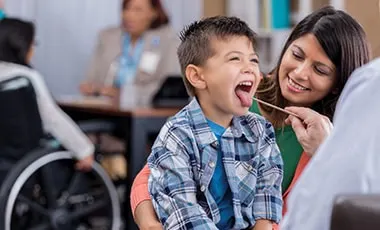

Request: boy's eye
left=251, top=58, right=259, bottom=64
left=229, top=57, right=240, bottom=61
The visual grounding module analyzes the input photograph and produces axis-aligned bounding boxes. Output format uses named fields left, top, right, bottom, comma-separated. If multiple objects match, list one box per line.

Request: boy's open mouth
left=235, top=81, right=253, bottom=107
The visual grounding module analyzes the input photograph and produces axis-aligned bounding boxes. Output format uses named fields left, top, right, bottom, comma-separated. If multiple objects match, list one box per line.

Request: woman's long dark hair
left=256, top=6, right=370, bottom=128
left=0, top=18, right=35, bottom=66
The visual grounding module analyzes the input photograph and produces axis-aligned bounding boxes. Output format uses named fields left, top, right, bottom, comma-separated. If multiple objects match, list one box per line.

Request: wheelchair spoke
left=28, top=222, right=51, bottom=230
left=17, top=194, right=50, bottom=216
left=68, top=199, right=107, bottom=220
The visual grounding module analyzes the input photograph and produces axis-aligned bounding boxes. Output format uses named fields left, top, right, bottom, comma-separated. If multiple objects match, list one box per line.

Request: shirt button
left=200, top=185, right=206, bottom=192
left=211, top=141, right=218, bottom=149
left=209, top=161, right=216, bottom=168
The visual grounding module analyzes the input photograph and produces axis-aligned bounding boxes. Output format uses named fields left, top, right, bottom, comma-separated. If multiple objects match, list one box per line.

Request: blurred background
left=4, top=0, right=379, bottom=98
left=1, top=1, right=380, bottom=229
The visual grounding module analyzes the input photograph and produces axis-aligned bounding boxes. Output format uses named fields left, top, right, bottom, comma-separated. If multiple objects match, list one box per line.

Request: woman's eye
left=315, top=67, right=329, bottom=75
left=292, top=52, right=303, bottom=60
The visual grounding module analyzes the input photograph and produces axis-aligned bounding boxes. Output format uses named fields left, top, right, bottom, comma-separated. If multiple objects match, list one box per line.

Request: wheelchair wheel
left=0, top=148, right=121, bottom=230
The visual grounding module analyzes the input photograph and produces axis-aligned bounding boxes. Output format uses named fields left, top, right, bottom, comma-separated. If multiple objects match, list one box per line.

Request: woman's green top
left=250, top=101, right=303, bottom=192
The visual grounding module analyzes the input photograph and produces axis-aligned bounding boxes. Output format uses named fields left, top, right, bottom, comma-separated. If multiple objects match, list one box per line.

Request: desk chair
left=331, top=194, right=380, bottom=230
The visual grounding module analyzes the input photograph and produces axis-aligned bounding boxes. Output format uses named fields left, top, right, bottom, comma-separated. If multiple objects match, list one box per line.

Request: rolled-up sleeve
left=130, top=164, right=152, bottom=217
left=148, top=142, right=217, bottom=229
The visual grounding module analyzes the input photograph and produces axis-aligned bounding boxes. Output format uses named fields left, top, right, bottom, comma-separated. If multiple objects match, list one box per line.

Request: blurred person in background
left=80, top=0, right=180, bottom=180
left=0, top=18, right=94, bottom=172
left=80, top=0, right=180, bottom=106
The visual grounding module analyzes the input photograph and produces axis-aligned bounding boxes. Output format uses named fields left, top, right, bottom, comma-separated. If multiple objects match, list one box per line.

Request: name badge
left=139, top=51, right=161, bottom=75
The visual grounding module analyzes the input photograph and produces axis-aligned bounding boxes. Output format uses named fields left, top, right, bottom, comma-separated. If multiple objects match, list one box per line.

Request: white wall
left=4, top=0, right=201, bottom=96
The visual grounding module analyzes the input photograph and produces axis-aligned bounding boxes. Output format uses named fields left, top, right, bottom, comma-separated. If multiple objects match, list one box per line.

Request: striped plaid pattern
left=148, top=98, right=283, bottom=229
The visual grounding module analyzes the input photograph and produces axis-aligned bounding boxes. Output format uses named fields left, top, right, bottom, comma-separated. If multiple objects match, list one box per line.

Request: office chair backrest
left=0, top=76, right=44, bottom=162
left=152, top=75, right=190, bottom=108
left=330, top=194, right=380, bottom=230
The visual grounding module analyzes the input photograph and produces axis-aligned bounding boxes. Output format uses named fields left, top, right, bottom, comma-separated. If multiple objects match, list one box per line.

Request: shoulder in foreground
left=341, top=58, right=380, bottom=97
left=366, top=58, right=380, bottom=71
left=352, top=58, right=380, bottom=80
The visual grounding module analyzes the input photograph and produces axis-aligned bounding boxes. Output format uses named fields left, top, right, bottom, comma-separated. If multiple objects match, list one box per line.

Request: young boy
left=148, top=16, right=283, bottom=230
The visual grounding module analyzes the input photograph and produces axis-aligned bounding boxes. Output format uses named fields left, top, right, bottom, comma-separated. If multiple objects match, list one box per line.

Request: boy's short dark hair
left=177, top=16, right=257, bottom=96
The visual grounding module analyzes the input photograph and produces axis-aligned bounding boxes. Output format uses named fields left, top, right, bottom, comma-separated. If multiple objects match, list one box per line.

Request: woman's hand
left=80, top=82, right=98, bottom=96
left=99, top=86, right=119, bottom=98
left=134, top=200, right=162, bottom=230
left=285, top=107, right=333, bottom=157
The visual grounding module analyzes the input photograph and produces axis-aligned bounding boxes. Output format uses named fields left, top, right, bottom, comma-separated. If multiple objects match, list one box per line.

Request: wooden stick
left=252, top=97, right=300, bottom=118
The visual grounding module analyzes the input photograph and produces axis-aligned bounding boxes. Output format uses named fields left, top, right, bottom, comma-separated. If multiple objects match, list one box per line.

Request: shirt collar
left=186, top=98, right=256, bottom=149
left=231, top=115, right=257, bottom=143
left=186, top=98, right=216, bottom=148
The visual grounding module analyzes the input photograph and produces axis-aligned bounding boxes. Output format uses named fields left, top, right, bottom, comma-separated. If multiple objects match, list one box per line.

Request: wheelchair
left=0, top=76, right=122, bottom=230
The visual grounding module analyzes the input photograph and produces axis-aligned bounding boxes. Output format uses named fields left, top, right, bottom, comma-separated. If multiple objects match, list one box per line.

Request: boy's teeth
left=289, top=78, right=307, bottom=90
left=239, top=81, right=252, bottom=86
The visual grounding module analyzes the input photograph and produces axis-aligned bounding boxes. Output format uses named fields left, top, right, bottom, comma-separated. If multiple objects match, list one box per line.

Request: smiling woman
left=256, top=6, right=370, bottom=128
left=253, top=6, right=370, bottom=216
left=278, top=33, right=336, bottom=107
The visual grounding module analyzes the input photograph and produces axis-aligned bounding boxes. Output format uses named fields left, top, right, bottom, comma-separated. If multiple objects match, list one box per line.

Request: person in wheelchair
left=0, top=18, right=94, bottom=171
left=0, top=18, right=122, bottom=230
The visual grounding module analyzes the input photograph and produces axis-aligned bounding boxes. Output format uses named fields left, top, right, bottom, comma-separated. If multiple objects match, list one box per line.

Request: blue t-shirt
left=207, top=119, right=234, bottom=229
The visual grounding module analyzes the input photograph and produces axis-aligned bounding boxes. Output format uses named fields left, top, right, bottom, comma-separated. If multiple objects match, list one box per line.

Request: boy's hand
left=253, top=219, right=273, bottom=230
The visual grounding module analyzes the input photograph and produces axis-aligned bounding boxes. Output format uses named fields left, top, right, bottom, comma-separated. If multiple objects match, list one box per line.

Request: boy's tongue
left=235, top=88, right=252, bottom=107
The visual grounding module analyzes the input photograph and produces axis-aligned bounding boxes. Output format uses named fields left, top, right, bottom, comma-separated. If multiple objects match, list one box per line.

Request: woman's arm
left=81, top=30, right=107, bottom=95
left=29, top=70, right=94, bottom=161
left=131, top=164, right=162, bottom=228
left=135, top=201, right=162, bottom=230
left=253, top=220, right=273, bottom=230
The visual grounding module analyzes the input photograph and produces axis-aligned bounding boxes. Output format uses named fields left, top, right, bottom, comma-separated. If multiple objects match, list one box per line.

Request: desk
left=58, top=99, right=180, bottom=230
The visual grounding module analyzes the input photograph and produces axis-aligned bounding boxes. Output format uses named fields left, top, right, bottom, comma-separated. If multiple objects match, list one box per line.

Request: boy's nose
left=242, top=62, right=256, bottom=75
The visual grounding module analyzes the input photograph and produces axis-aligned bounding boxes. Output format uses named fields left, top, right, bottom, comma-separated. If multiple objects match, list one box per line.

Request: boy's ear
left=185, top=64, right=207, bottom=90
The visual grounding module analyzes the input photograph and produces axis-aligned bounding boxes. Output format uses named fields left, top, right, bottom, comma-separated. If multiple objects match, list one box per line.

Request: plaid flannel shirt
left=148, top=98, right=283, bottom=229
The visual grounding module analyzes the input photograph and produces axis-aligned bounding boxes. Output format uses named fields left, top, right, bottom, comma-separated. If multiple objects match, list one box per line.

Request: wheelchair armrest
left=77, top=120, right=115, bottom=134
